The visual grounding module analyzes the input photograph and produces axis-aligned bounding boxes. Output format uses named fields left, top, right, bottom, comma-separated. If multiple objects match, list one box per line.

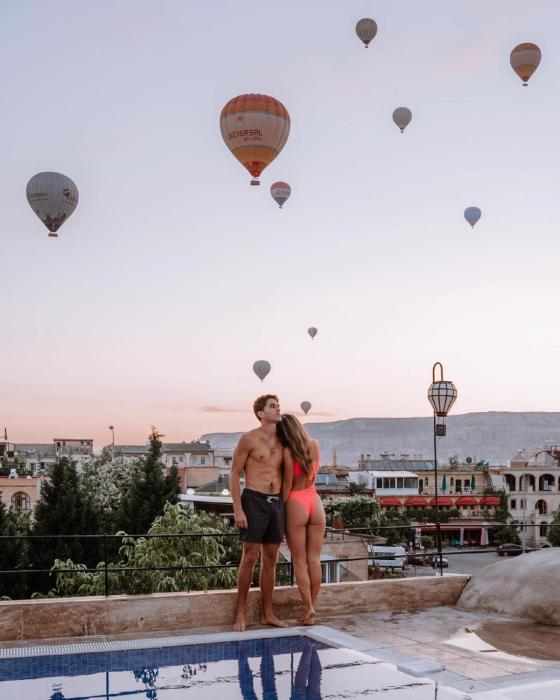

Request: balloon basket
left=48, top=233, right=58, bottom=238
left=250, top=179, right=260, bottom=186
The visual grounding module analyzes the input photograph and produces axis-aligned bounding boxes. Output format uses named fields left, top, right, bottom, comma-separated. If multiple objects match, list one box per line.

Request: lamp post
left=427, top=362, right=457, bottom=577
left=108, top=426, right=115, bottom=463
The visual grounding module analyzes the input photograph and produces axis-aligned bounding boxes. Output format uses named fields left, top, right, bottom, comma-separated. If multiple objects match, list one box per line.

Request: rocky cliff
left=202, top=411, right=560, bottom=466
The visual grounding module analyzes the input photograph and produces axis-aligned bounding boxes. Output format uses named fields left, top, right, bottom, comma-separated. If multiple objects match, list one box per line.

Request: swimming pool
left=0, top=630, right=464, bottom=699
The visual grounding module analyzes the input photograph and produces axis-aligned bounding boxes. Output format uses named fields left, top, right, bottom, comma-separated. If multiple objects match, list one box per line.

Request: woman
left=278, top=414, right=325, bottom=625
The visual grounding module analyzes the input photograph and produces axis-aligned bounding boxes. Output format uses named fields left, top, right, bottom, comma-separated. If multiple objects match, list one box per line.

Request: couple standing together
left=231, top=394, right=326, bottom=631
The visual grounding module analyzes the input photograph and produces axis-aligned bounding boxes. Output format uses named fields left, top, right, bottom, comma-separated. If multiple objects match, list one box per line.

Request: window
left=397, top=478, right=403, bottom=488
left=520, top=499, right=526, bottom=509
left=511, top=499, right=517, bottom=509
left=377, top=478, right=383, bottom=489
left=540, top=522, right=548, bottom=537
left=11, top=492, right=31, bottom=511
left=200, top=457, right=206, bottom=465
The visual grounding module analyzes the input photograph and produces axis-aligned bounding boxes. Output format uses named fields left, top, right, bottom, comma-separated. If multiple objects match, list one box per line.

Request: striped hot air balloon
left=26, top=172, right=79, bottom=238
left=220, top=94, right=290, bottom=186
left=510, top=43, right=541, bottom=86
left=270, top=181, right=291, bottom=208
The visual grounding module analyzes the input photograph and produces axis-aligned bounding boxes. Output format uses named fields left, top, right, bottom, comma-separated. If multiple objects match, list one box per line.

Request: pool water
left=0, top=635, right=454, bottom=699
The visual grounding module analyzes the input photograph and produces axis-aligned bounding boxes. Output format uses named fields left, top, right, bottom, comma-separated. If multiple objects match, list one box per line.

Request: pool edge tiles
left=0, top=626, right=306, bottom=659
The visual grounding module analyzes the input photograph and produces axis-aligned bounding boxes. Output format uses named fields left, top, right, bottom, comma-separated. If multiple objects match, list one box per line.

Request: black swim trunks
left=239, top=488, right=284, bottom=544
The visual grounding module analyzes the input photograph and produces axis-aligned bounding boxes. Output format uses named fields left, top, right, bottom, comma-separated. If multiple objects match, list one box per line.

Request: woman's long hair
left=277, top=414, right=315, bottom=478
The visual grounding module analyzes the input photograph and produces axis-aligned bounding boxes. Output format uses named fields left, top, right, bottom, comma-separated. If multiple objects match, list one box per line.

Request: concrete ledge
left=0, top=575, right=469, bottom=643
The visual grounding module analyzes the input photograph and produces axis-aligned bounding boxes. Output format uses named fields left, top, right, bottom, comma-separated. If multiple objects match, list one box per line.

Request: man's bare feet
left=260, top=613, right=289, bottom=628
left=233, top=614, right=246, bottom=632
left=300, top=608, right=316, bottom=626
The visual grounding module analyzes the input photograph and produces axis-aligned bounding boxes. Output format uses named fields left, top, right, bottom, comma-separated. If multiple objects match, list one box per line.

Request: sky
left=2, top=1, right=560, bottom=447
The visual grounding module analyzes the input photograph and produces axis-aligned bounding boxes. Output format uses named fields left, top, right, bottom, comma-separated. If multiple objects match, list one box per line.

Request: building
left=503, top=447, right=560, bottom=547
left=53, top=438, right=93, bottom=469
left=11, top=443, right=57, bottom=474
left=0, top=474, right=44, bottom=513
left=162, top=441, right=219, bottom=489
left=358, top=453, right=434, bottom=472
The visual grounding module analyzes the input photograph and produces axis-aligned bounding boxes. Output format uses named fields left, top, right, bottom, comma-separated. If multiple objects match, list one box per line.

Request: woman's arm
left=282, top=447, right=294, bottom=503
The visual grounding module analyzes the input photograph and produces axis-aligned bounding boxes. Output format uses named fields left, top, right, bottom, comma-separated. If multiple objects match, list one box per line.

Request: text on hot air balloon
left=227, top=129, right=263, bottom=141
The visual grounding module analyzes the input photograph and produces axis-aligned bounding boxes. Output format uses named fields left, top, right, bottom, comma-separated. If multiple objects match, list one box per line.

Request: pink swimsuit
left=287, top=455, right=319, bottom=519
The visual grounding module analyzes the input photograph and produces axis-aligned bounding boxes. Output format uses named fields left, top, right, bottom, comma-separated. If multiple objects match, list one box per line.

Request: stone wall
left=0, top=576, right=469, bottom=643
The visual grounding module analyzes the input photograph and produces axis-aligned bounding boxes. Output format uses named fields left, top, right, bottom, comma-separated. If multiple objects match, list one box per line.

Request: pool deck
left=2, top=605, right=560, bottom=697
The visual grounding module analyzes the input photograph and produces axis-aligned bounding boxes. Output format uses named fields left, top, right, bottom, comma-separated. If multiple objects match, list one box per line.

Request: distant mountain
left=201, top=412, right=560, bottom=466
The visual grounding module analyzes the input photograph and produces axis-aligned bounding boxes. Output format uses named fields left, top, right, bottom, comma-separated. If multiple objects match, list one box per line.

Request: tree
left=323, top=496, right=383, bottom=530
left=0, top=454, right=30, bottom=477
left=346, top=482, right=366, bottom=496
left=487, top=489, right=520, bottom=545
left=30, top=457, right=100, bottom=593
left=0, top=502, right=32, bottom=599
left=547, top=508, right=560, bottom=546
left=81, top=455, right=142, bottom=532
left=420, top=535, right=434, bottom=552
left=117, top=428, right=180, bottom=535
left=48, top=503, right=239, bottom=596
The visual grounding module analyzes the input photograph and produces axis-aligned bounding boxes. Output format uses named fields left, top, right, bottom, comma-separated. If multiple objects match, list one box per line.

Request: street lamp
left=108, top=426, right=115, bottom=462
left=427, top=362, right=457, bottom=577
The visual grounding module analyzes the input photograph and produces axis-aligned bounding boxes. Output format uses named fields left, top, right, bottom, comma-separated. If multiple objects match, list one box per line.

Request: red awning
left=480, top=496, right=501, bottom=506
left=429, top=497, right=454, bottom=507
left=380, top=497, right=402, bottom=506
left=405, top=497, right=430, bottom=507
left=456, top=496, right=478, bottom=506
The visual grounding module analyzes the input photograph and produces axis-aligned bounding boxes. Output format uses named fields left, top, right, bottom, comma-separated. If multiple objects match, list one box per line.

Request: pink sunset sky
left=2, top=1, right=560, bottom=448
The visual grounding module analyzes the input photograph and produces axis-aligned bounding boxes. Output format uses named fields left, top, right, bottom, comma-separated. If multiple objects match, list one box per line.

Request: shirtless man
left=231, top=394, right=288, bottom=632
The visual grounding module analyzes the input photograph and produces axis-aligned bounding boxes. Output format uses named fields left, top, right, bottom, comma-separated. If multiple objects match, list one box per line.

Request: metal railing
left=0, top=522, right=547, bottom=599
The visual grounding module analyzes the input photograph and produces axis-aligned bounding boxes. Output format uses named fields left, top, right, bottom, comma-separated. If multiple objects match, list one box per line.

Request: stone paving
left=320, top=605, right=560, bottom=682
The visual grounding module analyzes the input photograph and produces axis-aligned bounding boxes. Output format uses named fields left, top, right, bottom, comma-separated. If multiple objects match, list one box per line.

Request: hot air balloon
left=26, top=172, right=79, bottom=238
left=510, top=43, right=541, bottom=86
left=253, top=360, right=271, bottom=382
left=270, top=181, right=291, bottom=209
left=307, top=327, right=317, bottom=340
left=392, top=107, right=412, bottom=133
left=220, top=94, right=290, bottom=185
left=356, top=18, right=377, bottom=48
left=300, top=401, right=311, bottom=415
left=464, top=207, right=481, bottom=228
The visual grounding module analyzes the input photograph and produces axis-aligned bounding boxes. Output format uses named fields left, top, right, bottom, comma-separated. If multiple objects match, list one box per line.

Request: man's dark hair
left=253, top=394, right=279, bottom=421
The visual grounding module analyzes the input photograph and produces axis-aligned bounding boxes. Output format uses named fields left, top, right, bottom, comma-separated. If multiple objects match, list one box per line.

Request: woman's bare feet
left=260, top=613, right=289, bottom=628
left=300, top=608, right=316, bottom=626
left=233, top=614, right=246, bottom=632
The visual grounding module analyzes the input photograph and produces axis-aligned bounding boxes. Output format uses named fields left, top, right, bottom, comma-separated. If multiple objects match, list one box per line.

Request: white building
left=348, top=470, right=419, bottom=497
left=504, top=448, right=560, bottom=547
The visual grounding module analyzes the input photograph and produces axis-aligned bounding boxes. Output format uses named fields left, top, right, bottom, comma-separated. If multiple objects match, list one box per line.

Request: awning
left=379, top=497, right=402, bottom=506
left=429, top=496, right=454, bottom=507
left=456, top=496, right=478, bottom=506
left=405, top=497, right=430, bottom=507
left=480, top=495, right=501, bottom=506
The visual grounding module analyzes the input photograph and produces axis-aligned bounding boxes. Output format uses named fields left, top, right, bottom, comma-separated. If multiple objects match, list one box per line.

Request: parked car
left=496, top=543, right=523, bottom=557
left=408, top=553, right=429, bottom=566
left=431, top=555, right=449, bottom=568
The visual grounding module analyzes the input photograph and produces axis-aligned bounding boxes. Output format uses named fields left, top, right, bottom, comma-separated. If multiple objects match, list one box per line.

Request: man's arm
left=231, top=434, right=251, bottom=529
left=282, top=447, right=294, bottom=503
